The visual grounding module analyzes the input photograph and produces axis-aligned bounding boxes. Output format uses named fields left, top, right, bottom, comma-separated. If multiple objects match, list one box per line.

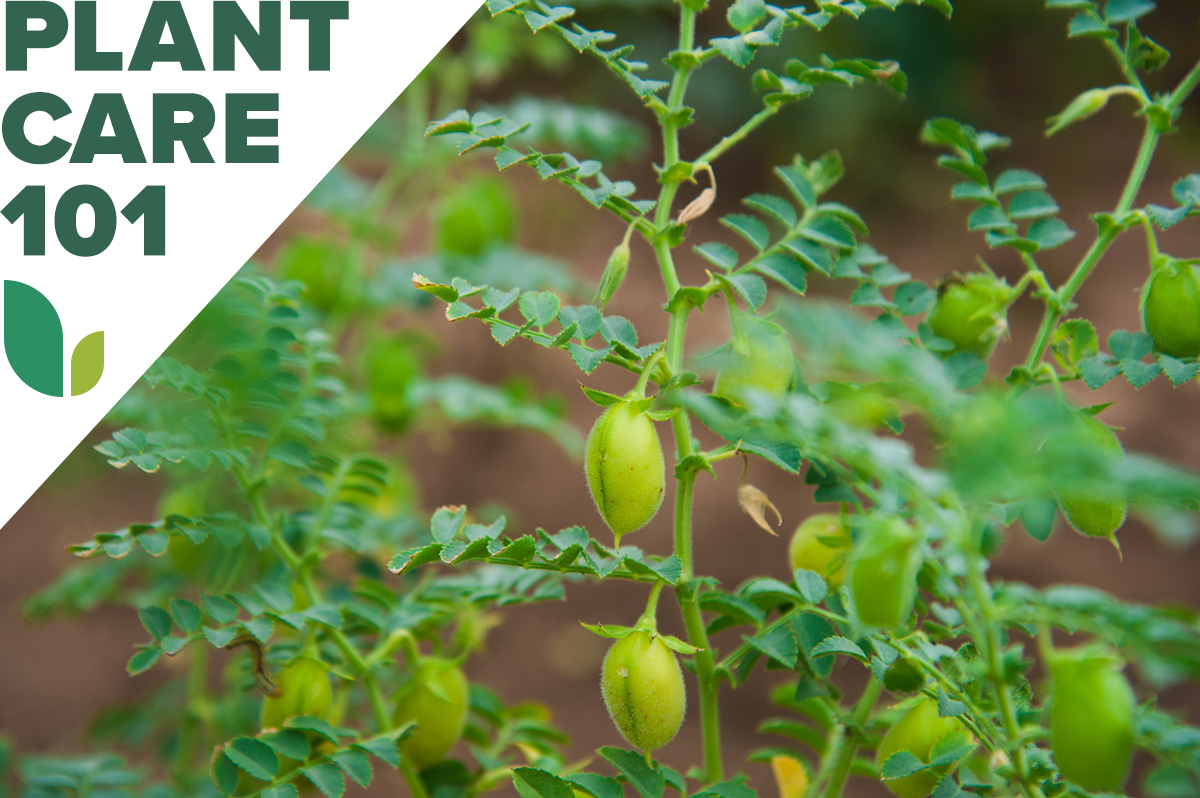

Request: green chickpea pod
left=260, top=657, right=333, bottom=730
left=1055, top=412, right=1127, bottom=541
left=847, top=517, right=922, bottom=629
left=714, top=309, right=795, bottom=405
left=392, top=658, right=470, bottom=770
left=926, top=273, right=1015, bottom=359
left=1047, top=646, right=1136, bottom=793
left=601, top=630, right=686, bottom=753
left=585, top=400, right=665, bottom=545
left=877, top=698, right=969, bottom=798
left=1141, top=257, right=1200, bottom=358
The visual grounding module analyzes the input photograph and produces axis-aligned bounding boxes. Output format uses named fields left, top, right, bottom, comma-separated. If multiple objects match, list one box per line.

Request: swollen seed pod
left=926, top=274, right=1013, bottom=360
left=1054, top=413, right=1127, bottom=542
left=1047, top=647, right=1135, bottom=793
left=585, top=401, right=665, bottom=545
left=847, top=517, right=922, bottom=629
left=392, top=658, right=470, bottom=770
left=601, top=631, right=686, bottom=753
left=788, top=514, right=852, bottom=588
left=877, top=698, right=968, bottom=798
left=260, top=657, right=333, bottom=730
left=714, top=311, right=795, bottom=406
left=1141, top=260, right=1200, bottom=358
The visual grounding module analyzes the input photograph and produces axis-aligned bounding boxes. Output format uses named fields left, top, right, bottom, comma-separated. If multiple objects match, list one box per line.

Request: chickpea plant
left=8, top=3, right=1200, bottom=798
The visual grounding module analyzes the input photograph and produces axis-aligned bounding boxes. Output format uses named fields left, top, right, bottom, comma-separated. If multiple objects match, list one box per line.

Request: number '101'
left=2, top=185, right=165, bottom=257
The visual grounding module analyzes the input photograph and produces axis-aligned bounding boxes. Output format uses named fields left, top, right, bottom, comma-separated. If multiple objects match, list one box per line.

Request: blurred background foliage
left=3, top=2, right=1200, bottom=797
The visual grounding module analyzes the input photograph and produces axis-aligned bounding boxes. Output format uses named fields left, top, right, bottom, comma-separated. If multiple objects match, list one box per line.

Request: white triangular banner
left=0, top=0, right=483, bottom=529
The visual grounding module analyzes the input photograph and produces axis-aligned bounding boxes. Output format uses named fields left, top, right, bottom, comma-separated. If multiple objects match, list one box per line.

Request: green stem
left=694, top=104, right=782, bottom=170
left=1022, top=54, right=1200, bottom=371
left=1023, top=121, right=1159, bottom=370
left=398, top=754, right=433, bottom=798
left=1167, top=57, right=1200, bottom=110
left=651, top=2, right=725, bottom=784
left=811, top=676, right=888, bottom=796
left=962, top=543, right=1045, bottom=798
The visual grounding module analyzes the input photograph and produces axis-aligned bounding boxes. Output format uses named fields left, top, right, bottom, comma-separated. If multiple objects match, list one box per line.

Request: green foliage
left=11, top=3, right=1200, bottom=798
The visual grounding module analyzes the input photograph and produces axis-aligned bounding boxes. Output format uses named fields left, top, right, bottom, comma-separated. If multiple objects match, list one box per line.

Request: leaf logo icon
left=4, top=280, right=104, bottom=397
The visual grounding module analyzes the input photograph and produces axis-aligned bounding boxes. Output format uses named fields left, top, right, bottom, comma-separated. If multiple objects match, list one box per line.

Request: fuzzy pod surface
left=601, top=631, right=686, bottom=752
left=585, top=401, right=665, bottom=543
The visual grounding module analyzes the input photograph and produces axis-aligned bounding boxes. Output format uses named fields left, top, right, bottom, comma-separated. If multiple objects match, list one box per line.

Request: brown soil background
left=4, top=4, right=1200, bottom=797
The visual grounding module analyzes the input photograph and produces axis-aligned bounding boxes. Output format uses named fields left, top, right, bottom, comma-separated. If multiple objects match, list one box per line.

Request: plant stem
left=399, top=754, right=433, bottom=798
left=694, top=105, right=782, bottom=170
left=1023, top=121, right=1158, bottom=370
left=962, top=545, right=1045, bottom=798
left=1024, top=55, right=1200, bottom=371
left=810, top=677, right=882, bottom=798
left=651, top=2, right=726, bottom=785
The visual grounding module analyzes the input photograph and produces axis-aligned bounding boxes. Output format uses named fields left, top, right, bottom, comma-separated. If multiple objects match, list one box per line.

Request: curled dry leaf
left=677, top=187, right=716, bottom=225
left=738, top=483, right=782, bottom=535
left=677, top=164, right=718, bottom=225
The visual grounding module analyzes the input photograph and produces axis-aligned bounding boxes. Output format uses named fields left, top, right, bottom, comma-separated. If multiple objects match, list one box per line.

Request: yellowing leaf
left=771, top=755, right=809, bottom=798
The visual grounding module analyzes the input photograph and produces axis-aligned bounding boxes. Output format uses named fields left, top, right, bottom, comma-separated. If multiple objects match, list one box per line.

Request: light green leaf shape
left=4, top=280, right=63, bottom=397
left=71, top=331, right=104, bottom=396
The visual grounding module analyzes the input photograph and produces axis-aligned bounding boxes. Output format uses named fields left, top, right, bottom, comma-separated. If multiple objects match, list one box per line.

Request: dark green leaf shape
left=1080, top=355, right=1121, bottom=389
left=1105, top=0, right=1155, bottom=24
left=810, top=636, right=868, bottom=661
left=1068, top=11, right=1117, bottom=38
left=893, top=282, right=936, bottom=316
left=881, top=750, right=929, bottom=780
left=598, top=747, right=665, bottom=798
left=126, top=647, right=162, bottom=676
left=301, top=761, right=345, bottom=798
left=226, top=737, right=279, bottom=781
left=793, top=569, right=828, bottom=604
left=745, top=622, right=798, bottom=668
left=567, top=774, right=625, bottom=798
left=1018, top=497, right=1057, bottom=542
left=695, top=242, right=739, bottom=271
left=1007, top=190, right=1059, bottom=220
left=1027, top=217, right=1076, bottom=249
left=139, top=606, right=173, bottom=640
left=4, top=280, right=64, bottom=397
left=944, top=352, right=987, bottom=389
left=937, top=688, right=968, bottom=717
left=211, top=749, right=240, bottom=797
left=513, top=767, right=576, bottom=798
left=331, top=749, right=372, bottom=788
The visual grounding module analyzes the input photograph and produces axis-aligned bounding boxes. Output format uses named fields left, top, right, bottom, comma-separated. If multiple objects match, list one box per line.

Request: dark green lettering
left=122, top=186, right=167, bottom=256
left=289, top=1, right=348, bottom=71
left=56, top=185, right=117, bottom=258
left=226, top=93, right=278, bottom=163
left=130, top=1, right=204, bottom=71
left=214, top=1, right=281, bottom=71
left=71, top=94, right=146, bottom=163
left=3, top=93, right=71, bottom=164
left=7, top=2, right=68, bottom=70
left=75, top=1, right=121, bottom=70
left=153, top=94, right=215, bottom=163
